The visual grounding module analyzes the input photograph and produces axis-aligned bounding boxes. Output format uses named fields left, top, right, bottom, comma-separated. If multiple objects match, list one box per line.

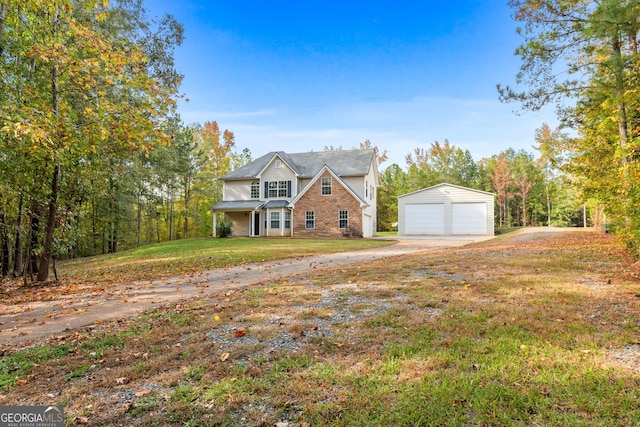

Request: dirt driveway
left=0, top=236, right=493, bottom=347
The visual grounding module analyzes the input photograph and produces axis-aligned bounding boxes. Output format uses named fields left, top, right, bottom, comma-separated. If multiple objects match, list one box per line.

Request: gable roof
left=398, top=182, right=495, bottom=199
left=290, top=164, right=368, bottom=208
left=221, top=149, right=375, bottom=180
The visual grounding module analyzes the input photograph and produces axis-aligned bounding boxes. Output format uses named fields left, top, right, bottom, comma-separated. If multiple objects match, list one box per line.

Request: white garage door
left=405, top=203, right=445, bottom=235
left=452, top=203, right=487, bottom=235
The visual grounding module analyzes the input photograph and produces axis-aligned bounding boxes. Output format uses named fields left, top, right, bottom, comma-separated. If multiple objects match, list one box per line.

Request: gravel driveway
left=0, top=236, right=491, bottom=347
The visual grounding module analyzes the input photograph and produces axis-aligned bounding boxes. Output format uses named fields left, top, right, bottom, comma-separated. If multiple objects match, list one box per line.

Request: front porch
left=210, top=200, right=293, bottom=237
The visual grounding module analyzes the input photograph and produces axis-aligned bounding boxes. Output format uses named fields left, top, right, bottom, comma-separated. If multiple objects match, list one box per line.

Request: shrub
left=216, top=222, right=232, bottom=238
left=341, top=227, right=363, bottom=238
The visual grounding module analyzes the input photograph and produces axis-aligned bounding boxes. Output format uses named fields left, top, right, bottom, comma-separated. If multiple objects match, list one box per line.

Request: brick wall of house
left=293, top=173, right=363, bottom=238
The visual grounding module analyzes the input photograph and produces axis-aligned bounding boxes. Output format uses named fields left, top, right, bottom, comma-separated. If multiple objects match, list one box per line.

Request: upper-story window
left=365, top=180, right=368, bottom=198
left=321, top=177, right=332, bottom=195
left=250, top=180, right=260, bottom=199
left=266, top=180, right=291, bottom=198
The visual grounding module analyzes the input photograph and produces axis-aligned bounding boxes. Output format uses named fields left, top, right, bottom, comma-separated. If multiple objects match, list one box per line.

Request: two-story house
left=211, top=149, right=378, bottom=238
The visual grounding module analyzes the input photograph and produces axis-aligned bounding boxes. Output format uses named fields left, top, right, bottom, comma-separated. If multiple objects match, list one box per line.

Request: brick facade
left=293, top=172, right=363, bottom=238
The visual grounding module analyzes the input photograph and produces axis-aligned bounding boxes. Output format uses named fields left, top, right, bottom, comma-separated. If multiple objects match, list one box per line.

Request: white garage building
left=398, top=183, right=495, bottom=236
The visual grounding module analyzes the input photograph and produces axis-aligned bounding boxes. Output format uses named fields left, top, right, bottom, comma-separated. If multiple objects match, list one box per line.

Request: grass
left=2, top=229, right=640, bottom=426
left=59, top=237, right=395, bottom=284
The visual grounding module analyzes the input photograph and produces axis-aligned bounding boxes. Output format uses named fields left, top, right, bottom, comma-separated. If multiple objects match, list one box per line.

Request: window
left=339, top=210, right=348, bottom=229
left=321, top=177, right=332, bottom=195
left=365, top=180, right=368, bottom=198
left=278, top=181, right=288, bottom=197
left=267, top=181, right=291, bottom=198
left=251, top=180, right=260, bottom=199
left=305, top=211, right=315, bottom=229
left=284, top=211, right=291, bottom=229
left=270, top=211, right=280, bottom=229
left=275, top=159, right=282, bottom=169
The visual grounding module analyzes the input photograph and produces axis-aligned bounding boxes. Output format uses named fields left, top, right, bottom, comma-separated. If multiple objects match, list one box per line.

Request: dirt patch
left=608, top=345, right=640, bottom=372
left=0, top=237, right=481, bottom=349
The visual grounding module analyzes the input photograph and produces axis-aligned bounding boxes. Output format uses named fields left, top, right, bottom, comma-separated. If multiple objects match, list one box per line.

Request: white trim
left=256, top=153, right=299, bottom=180
left=289, top=165, right=368, bottom=208
left=398, top=182, right=495, bottom=199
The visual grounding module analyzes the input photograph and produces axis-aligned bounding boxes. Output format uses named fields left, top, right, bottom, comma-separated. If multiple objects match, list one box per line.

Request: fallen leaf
left=135, top=389, right=151, bottom=397
left=115, top=377, right=127, bottom=384
left=16, top=379, right=28, bottom=386
left=235, top=329, right=245, bottom=337
left=213, top=315, right=220, bottom=322
left=75, top=416, right=89, bottom=425
left=220, top=353, right=230, bottom=362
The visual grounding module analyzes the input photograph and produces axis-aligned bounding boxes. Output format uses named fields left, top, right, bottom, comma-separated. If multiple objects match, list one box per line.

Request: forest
left=1, top=0, right=640, bottom=283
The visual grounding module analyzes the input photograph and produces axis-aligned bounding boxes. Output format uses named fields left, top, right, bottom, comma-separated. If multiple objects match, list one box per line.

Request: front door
left=253, top=212, right=260, bottom=236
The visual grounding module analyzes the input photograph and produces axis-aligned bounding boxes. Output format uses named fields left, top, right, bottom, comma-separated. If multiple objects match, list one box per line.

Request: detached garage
left=398, top=183, right=494, bottom=236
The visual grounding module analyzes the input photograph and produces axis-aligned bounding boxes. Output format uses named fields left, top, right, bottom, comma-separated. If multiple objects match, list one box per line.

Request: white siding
left=224, top=180, right=252, bottom=200
left=261, top=164, right=296, bottom=182
left=398, top=184, right=494, bottom=236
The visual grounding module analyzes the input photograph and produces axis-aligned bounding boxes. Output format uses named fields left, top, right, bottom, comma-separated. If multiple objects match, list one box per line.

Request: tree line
left=375, top=132, right=585, bottom=233
left=0, top=1, right=249, bottom=282
left=498, top=0, right=640, bottom=253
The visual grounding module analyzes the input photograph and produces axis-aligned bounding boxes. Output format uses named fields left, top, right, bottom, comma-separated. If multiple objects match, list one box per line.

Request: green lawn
left=60, top=237, right=396, bottom=283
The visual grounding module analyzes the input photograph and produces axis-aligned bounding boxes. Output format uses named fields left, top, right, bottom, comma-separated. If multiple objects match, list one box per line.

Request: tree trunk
left=169, top=197, right=174, bottom=241
left=137, top=197, right=142, bottom=247
left=545, top=182, right=551, bottom=227
left=13, top=195, right=23, bottom=277
left=108, top=198, right=119, bottom=253
left=37, top=163, right=60, bottom=282
left=29, top=203, right=40, bottom=278
left=0, top=199, right=10, bottom=277
left=183, top=175, right=190, bottom=238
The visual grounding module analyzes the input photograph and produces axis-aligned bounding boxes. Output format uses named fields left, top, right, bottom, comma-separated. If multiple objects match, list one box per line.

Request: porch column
left=212, top=212, right=217, bottom=237
left=290, top=208, right=294, bottom=237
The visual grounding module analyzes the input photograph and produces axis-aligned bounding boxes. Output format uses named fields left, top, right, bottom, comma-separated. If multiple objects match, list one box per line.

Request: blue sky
left=146, top=1, right=559, bottom=168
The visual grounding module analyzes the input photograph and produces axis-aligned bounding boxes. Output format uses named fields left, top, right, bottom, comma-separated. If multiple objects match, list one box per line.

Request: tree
left=405, top=140, right=478, bottom=188
left=491, top=153, right=512, bottom=228
left=534, top=123, right=566, bottom=226
left=499, top=0, right=640, bottom=249
left=0, top=1, right=182, bottom=281
left=377, top=163, right=409, bottom=231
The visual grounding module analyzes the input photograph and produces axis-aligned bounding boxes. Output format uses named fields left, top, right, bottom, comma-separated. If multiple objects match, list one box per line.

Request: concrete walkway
left=0, top=236, right=491, bottom=347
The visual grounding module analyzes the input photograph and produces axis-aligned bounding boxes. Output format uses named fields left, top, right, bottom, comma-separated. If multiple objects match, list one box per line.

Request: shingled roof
left=220, top=149, right=375, bottom=180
